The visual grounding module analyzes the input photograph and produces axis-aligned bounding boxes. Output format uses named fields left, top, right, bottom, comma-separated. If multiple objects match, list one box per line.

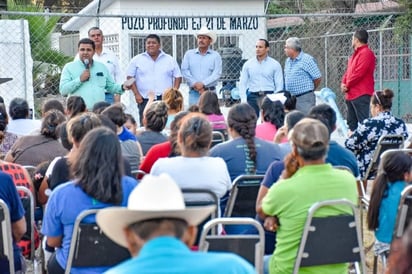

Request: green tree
left=394, top=0, right=412, bottom=38
left=6, top=1, right=72, bottom=95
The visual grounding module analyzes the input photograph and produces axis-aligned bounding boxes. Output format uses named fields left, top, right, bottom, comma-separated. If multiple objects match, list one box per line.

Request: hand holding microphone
left=80, top=59, right=90, bottom=82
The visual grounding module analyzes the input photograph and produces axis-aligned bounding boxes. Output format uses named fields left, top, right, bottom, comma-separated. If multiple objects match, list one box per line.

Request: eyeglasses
left=374, top=91, right=382, bottom=105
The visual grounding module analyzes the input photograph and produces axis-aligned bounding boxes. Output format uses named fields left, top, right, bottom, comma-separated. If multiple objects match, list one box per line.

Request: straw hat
left=96, top=174, right=216, bottom=247
left=196, top=26, right=217, bottom=44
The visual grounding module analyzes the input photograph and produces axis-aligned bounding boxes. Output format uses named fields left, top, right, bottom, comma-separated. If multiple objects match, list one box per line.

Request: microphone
left=83, top=59, right=90, bottom=69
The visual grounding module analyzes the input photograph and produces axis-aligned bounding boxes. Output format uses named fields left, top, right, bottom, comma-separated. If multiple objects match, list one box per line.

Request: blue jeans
left=189, top=89, right=201, bottom=107
left=247, top=92, right=266, bottom=117
left=105, top=93, right=114, bottom=104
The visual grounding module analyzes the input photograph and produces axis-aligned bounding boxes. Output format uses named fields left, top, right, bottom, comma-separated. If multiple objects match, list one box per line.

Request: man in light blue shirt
left=284, top=37, right=322, bottom=114
left=97, top=174, right=255, bottom=274
left=60, top=38, right=130, bottom=110
left=181, top=27, right=222, bottom=106
left=126, top=34, right=182, bottom=125
left=239, top=39, right=284, bottom=117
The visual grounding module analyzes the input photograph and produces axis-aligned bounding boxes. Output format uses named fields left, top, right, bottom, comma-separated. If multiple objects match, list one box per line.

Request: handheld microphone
left=83, top=59, right=90, bottom=69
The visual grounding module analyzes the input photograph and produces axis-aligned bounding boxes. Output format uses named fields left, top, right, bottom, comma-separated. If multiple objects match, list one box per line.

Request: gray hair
left=285, top=37, right=302, bottom=52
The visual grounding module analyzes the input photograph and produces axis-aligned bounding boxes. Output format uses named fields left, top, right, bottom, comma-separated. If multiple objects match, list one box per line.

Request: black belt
left=295, top=90, right=313, bottom=97
left=143, top=95, right=162, bottom=101
left=251, top=91, right=274, bottom=96
left=204, top=86, right=216, bottom=91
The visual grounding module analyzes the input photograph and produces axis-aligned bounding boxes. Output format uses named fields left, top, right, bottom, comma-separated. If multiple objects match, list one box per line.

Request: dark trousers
left=48, top=253, right=65, bottom=274
left=346, top=95, right=371, bottom=131
left=137, top=96, right=162, bottom=126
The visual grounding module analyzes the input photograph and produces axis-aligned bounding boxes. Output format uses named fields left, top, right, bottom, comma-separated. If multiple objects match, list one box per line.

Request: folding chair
left=181, top=188, right=219, bottom=245
left=65, top=209, right=131, bottom=273
left=361, top=135, right=404, bottom=197
left=0, top=199, right=14, bottom=274
left=198, top=217, right=265, bottom=274
left=293, top=199, right=366, bottom=274
left=210, top=131, right=226, bottom=148
left=15, top=185, right=42, bottom=273
left=224, top=174, right=264, bottom=218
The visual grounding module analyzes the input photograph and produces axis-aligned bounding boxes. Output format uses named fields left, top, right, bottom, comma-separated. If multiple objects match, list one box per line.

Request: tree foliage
left=267, top=0, right=359, bottom=14
left=394, top=0, right=412, bottom=38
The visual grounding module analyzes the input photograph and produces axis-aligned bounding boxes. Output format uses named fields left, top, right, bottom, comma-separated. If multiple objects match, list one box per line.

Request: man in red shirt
left=341, top=29, right=376, bottom=132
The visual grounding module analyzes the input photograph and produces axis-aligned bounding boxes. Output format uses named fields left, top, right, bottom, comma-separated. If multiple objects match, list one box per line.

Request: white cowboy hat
left=96, top=174, right=216, bottom=248
left=196, top=26, right=217, bottom=44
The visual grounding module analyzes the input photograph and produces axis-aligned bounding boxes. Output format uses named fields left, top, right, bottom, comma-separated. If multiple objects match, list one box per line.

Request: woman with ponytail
left=151, top=113, right=231, bottom=202
left=210, top=103, right=282, bottom=181
left=367, top=151, right=412, bottom=257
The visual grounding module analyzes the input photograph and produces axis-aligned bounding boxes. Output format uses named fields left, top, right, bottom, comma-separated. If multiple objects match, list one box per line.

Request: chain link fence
left=0, top=11, right=410, bottom=120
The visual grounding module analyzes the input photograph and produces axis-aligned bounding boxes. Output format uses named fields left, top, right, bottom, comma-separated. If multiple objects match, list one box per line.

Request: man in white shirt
left=88, top=27, right=123, bottom=104
left=126, top=34, right=182, bottom=124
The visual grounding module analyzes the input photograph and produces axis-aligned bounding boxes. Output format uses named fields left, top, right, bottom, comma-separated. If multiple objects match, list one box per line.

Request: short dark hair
left=78, top=38, right=95, bottom=50
left=354, top=29, right=368, bottom=44
left=145, top=34, right=161, bottom=44
left=308, top=104, right=337, bottom=136
left=259, top=38, right=269, bottom=48
left=284, top=110, right=305, bottom=130
left=9, top=97, right=29, bottom=119
left=101, top=103, right=126, bottom=127
left=92, top=101, right=111, bottom=114
left=42, top=99, right=64, bottom=115
left=88, top=26, right=102, bottom=36
left=128, top=218, right=188, bottom=241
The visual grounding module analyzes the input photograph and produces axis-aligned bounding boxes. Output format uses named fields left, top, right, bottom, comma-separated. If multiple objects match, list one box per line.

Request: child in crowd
left=256, top=97, right=284, bottom=141
left=198, top=91, right=227, bottom=131
left=367, top=151, right=412, bottom=256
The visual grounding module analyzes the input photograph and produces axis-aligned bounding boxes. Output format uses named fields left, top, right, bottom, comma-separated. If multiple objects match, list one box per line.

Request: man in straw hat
left=257, top=118, right=358, bottom=273
left=181, top=26, right=222, bottom=106
left=97, top=174, right=255, bottom=273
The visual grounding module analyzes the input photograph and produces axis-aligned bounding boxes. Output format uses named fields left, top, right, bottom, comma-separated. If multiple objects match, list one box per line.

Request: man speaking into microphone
left=60, top=38, right=132, bottom=110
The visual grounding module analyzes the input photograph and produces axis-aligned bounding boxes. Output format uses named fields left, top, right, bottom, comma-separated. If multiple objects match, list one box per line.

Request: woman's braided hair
left=228, top=103, right=257, bottom=173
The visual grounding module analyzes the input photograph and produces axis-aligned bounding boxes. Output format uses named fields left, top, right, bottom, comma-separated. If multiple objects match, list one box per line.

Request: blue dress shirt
left=181, top=48, right=222, bottom=88
left=239, top=55, right=284, bottom=102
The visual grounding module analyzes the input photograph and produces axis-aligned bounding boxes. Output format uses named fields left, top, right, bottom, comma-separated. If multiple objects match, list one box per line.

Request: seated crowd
left=0, top=86, right=411, bottom=274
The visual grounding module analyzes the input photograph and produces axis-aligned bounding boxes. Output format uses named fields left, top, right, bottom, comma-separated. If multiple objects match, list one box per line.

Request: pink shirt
left=256, top=122, right=277, bottom=141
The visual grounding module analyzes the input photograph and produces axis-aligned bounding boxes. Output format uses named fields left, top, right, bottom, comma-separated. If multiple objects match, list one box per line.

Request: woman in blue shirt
left=367, top=151, right=412, bottom=255
left=42, top=127, right=137, bottom=274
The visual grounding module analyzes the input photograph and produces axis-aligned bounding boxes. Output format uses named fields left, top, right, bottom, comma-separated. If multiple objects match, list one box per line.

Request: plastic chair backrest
left=181, top=188, right=219, bottom=244
left=15, top=186, right=35, bottom=261
left=363, top=134, right=404, bottom=181
left=211, top=131, right=226, bottom=148
left=224, top=174, right=264, bottom=218
left=64, top=209, right=131, bottom=274
left=198, top=217, right=265, bottom=274
left=293, top=199, right=366, bottom=274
